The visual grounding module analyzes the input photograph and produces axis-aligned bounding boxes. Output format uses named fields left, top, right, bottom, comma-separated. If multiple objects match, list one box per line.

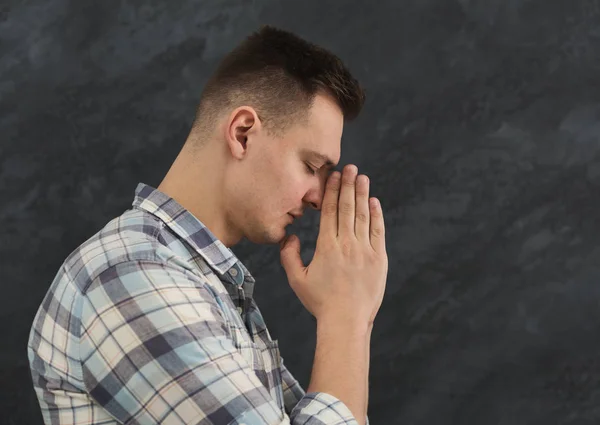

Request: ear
left=224, top=106, right=262, bottom=160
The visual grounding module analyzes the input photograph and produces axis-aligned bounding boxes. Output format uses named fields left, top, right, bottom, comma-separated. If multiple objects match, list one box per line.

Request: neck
left=157, top=140, right=241, bottom=248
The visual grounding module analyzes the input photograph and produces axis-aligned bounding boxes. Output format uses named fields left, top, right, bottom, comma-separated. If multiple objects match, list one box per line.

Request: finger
left=338, top=164, right=358, bottom=238
left=369, top=197, right=386, bottom=254
left=319, top=171, right=341, bottom=240
left=355, top=174, right=370, bottom=242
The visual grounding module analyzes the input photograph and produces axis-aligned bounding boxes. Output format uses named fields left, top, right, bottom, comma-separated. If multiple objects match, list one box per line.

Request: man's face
left=226, top=93, right=343, bottom=245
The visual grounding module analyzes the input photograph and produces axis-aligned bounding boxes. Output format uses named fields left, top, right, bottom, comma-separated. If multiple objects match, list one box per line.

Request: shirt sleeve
left=280, top=356, right=305, bottom=415
left=78, top=260, right=365, bottom=424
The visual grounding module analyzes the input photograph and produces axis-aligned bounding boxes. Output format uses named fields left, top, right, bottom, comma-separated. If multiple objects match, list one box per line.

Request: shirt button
left=229, top=268, right=238, bottom=277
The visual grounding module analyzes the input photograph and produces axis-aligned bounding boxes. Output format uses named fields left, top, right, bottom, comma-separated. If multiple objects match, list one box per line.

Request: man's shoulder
left=62, top=207, right=174, bottom=293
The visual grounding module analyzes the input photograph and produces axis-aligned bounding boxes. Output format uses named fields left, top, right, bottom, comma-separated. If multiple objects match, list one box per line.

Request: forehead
left=290, top=92, right=343, bottom=169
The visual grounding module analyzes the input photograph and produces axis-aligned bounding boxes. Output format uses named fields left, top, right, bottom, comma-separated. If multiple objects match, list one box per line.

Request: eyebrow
left=301, top=148, right=337, bottom=169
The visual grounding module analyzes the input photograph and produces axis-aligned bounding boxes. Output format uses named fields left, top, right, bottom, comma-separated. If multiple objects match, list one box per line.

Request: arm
left=365, top=323, right=373, bottom=425
left=79, top=260, right=363, bottom=424
left=304, top=317, right=371, bottom=425
left=280, top=351, right=371, bottom=425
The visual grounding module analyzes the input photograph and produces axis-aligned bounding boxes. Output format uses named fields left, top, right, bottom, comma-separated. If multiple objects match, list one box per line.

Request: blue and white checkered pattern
left=28, top=182, right=369, bottom=424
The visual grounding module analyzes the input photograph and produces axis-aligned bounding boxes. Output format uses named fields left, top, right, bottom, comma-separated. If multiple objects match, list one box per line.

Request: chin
left=246, top=225, right=287, bottom=245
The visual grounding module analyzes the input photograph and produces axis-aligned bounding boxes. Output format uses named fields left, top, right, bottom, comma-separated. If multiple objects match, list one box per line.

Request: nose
left=303, top=173, right=329, bottom=211
left=308, top=200, right=320, bottom=211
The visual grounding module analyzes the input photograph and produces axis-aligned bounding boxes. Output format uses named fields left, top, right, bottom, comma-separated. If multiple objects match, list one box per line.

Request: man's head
left=159, top=25, right=365, bottom=247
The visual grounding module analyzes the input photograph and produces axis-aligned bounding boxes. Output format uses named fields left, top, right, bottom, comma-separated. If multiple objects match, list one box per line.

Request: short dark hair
left=189, top=25, right=366, bottom=148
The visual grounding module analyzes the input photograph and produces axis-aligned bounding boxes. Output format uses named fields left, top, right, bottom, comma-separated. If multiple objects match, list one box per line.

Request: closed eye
left=305, top=163, right=316, bottom=175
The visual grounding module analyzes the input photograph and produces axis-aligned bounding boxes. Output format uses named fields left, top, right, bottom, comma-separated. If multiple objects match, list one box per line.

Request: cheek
left=269, top=160, right=308, bottom=208
left=286, top=182, right=308, bottom=204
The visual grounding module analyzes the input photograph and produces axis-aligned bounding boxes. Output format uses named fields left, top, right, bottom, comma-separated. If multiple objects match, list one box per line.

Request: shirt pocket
left=236, top=339, right=285, bottom=413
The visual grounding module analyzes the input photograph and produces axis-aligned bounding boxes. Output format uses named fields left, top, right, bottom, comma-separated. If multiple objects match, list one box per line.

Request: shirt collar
left=131, top=182, right=256, bottom=291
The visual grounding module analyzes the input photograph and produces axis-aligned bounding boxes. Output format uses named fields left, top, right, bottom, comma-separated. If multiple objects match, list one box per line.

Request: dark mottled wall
left=2, top=1, right=600, bottom=424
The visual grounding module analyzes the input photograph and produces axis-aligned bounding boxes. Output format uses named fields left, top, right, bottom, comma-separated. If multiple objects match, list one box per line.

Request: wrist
left=316, top=314, right=371, bottom=337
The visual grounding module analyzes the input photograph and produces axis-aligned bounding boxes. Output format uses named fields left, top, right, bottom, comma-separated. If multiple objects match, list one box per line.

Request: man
left=28, top=25, right=388, bottom=424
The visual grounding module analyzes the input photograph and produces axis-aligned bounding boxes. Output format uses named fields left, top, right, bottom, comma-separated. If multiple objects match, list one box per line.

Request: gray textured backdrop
left=2, top=1, right=600, bottom=424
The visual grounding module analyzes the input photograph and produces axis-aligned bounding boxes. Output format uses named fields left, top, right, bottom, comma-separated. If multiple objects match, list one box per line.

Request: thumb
left=279, top=234, right=304, bottom=281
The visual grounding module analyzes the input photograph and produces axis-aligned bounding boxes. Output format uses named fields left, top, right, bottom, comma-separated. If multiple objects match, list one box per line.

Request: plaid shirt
left=28, top=182, right=369, bottom=425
